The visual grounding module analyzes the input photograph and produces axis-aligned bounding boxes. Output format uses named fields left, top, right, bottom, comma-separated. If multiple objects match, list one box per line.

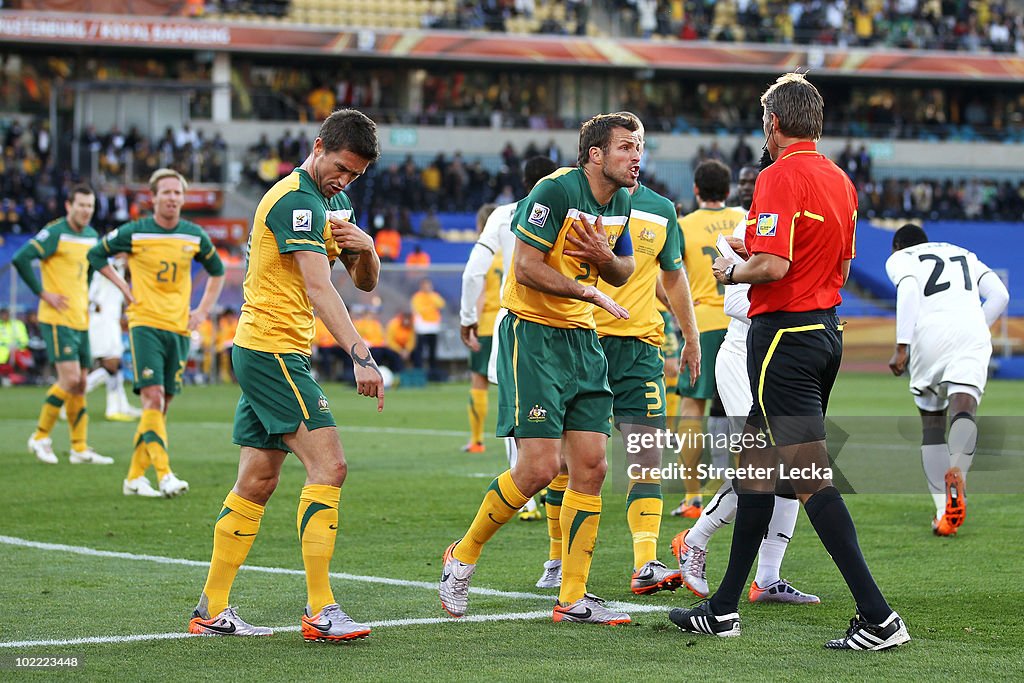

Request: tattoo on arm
left=351, top=344, right=382, bottom=378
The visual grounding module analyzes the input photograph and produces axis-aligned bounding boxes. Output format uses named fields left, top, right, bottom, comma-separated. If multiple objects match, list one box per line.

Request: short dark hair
left=577, top=112, right=641, bottom=166
left=319, top=109, right=380, bottom=162
left=694, top=159, right=731, bottom=202
left=523, top=156, right=558, bottom=190
left=68, top=183, right=94, bottom=201
left=893, top=223, right=929, bottom=251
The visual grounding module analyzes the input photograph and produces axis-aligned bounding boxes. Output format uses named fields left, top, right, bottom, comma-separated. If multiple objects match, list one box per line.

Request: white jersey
left=459, top=202, right=517, bottom=327
left=720, top=220, right=751, bottom=356
left=885, top=242, right=992, bottom=341
left=886, top=241, right=1008, bottom=408
left=89, top=257, right=128, bottom=360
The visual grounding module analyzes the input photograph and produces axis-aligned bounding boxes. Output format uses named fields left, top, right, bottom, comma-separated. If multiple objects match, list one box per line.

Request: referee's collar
left=778, top=140, right=819, bottom=161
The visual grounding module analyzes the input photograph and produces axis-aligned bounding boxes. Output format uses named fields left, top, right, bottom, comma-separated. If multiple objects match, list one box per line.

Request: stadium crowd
left=2, top=121, right=1023, bottom=239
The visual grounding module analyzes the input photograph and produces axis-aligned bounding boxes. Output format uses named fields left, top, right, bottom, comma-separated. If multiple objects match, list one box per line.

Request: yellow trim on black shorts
left=756, top=323, right=826, bottom=446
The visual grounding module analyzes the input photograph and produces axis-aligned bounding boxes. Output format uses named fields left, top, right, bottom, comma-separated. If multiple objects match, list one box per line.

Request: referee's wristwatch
left=724, top=263, right=737, bottom=285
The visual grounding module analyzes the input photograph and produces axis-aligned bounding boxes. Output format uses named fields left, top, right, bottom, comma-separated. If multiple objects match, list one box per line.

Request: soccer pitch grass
left=1, top=374, right=1021, bottom=681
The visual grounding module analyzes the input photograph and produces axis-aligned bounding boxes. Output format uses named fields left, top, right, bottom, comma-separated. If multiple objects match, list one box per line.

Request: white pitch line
left=0, top=535, right=669, bottom=615
left=0, top=611, right=566, bottom=649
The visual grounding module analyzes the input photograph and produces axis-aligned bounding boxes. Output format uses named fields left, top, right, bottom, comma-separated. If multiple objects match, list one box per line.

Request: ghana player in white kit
left=886, top=224, right=1009, bottom=536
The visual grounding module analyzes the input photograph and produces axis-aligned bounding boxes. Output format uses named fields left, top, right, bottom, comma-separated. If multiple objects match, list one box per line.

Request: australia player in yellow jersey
left=672, top=159, right=747, bottom=518
left=535, top=115, right=704, bottom=595
left=189, top=109, right=385, bottom=641
left=440, top=112, right=637, bottom=625
left=14, top=184, right=112, bottom=465
left=88, top=169, right=226, bottom=498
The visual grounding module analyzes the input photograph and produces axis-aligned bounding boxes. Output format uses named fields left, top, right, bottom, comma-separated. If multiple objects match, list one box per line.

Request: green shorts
left=601, top=335, right=666, bottom=428
left=496, top=314, right=613, bottom=439
left=129, top=326, right=190, bottom=395
left=468, top=335, right=493, bottom=376
left=677, top=328, right=728, bottom=400
left=41, top=323, right=90, bottom=366
left=232, top=344, right=337, bottom=451
left=660, top=310, right=680, bottom=359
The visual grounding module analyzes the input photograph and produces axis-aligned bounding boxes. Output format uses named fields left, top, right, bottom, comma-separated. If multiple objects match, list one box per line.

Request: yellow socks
left=545, top=473, right=569, bottom=561
left=559, top=489, right=602, bottom=605
left=298, top=484, right=341, bottom=614
left=126, top=423, right=152, bottom=480
left=467, top=388, right=488, bottom=446
left=130, top=409, right=170, bottom=482
left=65, top=393, right=88, bottom=453
left=34, top=384, right=69, bottom=440
left=626, top=480, right=663, bottom=568
left=453, top=470, right=528, bottom=565
left=202, top=492, right=265, bottom=615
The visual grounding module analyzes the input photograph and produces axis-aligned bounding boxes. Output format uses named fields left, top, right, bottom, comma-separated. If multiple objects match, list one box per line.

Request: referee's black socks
left=805, top=486, right=892, bottom=624
left=709, top=491, right=775, bottom=615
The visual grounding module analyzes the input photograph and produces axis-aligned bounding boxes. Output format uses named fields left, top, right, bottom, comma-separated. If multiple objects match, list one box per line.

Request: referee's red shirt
left=744, top=141, right=857, bottom=316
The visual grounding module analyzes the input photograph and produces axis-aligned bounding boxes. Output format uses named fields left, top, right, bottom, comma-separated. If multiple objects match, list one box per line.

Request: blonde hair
left=149, top=168, right=189, bottom=194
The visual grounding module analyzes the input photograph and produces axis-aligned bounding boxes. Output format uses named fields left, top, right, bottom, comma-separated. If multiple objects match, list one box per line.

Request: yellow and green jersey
left=88, top=217, right=223, bottom=336
left=678, top=206, right=747, bottom=332
left=478, top=252, right=503, bottom=335
left=503, top=166, right=633, bottom=329
left=234, top=168, right=353, bottom=356
left=12, top=218, right=98, bottom=331
left=595, top=183, right=682, bottom=347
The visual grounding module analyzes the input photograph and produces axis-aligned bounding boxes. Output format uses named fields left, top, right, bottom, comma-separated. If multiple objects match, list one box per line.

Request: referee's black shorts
left=746, top=308, right=843, bottom=447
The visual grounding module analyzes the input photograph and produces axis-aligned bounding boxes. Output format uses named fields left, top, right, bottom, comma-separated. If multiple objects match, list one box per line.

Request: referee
left=669, top=73, right=910, bottom=651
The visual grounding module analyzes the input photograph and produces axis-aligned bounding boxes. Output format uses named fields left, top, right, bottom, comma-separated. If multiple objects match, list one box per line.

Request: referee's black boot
left=668, top=600, right=740, bottom=637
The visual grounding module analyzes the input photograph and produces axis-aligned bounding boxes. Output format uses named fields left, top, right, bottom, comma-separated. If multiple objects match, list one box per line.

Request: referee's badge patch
left=527, top=202, right=550, bottom=228
left=756, top=213, right=778, bottom=236
left=293, top=209, right=313, bottom=232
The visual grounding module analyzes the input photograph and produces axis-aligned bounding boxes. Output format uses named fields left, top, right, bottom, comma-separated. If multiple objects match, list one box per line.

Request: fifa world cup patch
left=756, top=213, right=778, bottom=236
left=318, top=395, right=330, bottom=412
left=527, top=202, right=550, bottom=228
left=527, top=404, right=548, bottom=422
left=293, top=209, right=313, bottom=232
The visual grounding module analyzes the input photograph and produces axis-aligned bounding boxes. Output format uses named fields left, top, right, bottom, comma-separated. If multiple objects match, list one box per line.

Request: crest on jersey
left=527, top=404, right=548, bottom=422
left=639, top=227, right=656, bottom=242
left=756, top=213, right=778, bottom=237
left=293, top=209, right=313, bottom=232
left=318, top=395, right=329, bottom=412
left=527, top=203, right=550, bottom=228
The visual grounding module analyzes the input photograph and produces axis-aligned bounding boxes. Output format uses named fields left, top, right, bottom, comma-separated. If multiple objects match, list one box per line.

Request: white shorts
left=715, top=345, right=752, bottom=417
left=486, top=307, right=509, bottom=385
left=89, top=315, right=124, bottom=360
left=909, top=326, right=990, bottom=411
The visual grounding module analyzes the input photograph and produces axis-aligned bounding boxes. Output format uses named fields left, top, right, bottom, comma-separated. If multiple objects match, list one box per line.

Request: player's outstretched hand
left=351, top=344, right=385, bottom=412
left=461, top=323, right=481, bottom=352
left=681, top=340, right=701, bottom=387
left=40, top=291, right=68, bottom=312
left=329, top=215, right=374, bottom=254
left=888, top=345, right=908, bottom=376
left=580, top=285, right=629, bottom=319
left=564, top=214, right=613, bottom=265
